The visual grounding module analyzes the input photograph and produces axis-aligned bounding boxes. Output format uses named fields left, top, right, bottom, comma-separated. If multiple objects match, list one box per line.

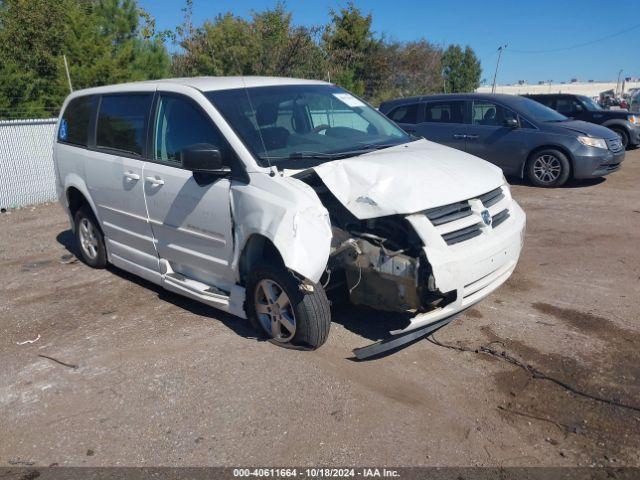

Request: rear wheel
left=610, top=127, right=629, bottom=150
left=246, top=263, right=331, bottom=349
left=74, top=205, right=107, bottom=268
left=526, top=149, right=571, bottom=187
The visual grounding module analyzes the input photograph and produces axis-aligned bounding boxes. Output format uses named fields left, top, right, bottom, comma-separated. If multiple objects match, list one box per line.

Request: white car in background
left=53, top=77, right=526, bottom=357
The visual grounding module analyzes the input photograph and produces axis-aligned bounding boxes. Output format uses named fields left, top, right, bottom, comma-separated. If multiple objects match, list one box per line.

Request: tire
left=245, top=263, right=331, bottom=350
left=74, top=205, right=107, bottom=268
left=610, top=127, right=629, bottom=150
left=526, top=149, right=571, bottom=187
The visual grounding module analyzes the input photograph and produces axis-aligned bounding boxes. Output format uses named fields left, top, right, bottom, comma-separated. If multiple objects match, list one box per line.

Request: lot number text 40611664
left=232, top=468, right=400, bottom=478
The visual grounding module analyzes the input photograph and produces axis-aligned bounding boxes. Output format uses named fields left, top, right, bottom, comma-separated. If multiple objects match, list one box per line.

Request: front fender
left=230, top=175, right=332, bottom=283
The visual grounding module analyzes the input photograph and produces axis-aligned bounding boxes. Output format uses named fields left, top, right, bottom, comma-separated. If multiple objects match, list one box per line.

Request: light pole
left=491, top=44, right=507, bottom=94
left=616, top=69, right=623, bottom=96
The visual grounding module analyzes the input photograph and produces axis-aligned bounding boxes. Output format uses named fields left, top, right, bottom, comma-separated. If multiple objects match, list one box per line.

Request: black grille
left=492, top=209, right=510, bottom=228
left=477, top=187, right=504, bottom=208
left=442, top=223, right=483, bottom=245
left=425, top=202, right=472, bottom=226
left=606, top=138, right=624, bottom=153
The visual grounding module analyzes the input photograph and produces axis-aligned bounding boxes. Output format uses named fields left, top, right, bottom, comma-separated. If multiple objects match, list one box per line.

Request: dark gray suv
left=379, top=93, right=625, bottom=187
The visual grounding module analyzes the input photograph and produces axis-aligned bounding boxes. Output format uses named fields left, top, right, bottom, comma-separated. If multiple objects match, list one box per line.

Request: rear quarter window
left=96, top=94, right=152, bottom=156
left=58, top=96, right=97, bottom=147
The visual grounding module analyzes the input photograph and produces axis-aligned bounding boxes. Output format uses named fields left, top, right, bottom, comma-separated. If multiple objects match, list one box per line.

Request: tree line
left=0, top=0, right=482, bottom=119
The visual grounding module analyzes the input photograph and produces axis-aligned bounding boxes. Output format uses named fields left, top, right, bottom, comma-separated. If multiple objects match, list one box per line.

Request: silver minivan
left=54, top=77, right=525, bottom=355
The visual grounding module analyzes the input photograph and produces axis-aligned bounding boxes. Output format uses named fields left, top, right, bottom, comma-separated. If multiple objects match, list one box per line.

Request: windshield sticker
left=332, top=93, right=366, bottom=108
left=59, top=119, right=68, bottom=141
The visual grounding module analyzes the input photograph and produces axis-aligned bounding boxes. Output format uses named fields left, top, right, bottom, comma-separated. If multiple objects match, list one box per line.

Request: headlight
left=628, top=115, right=638, bottom=125
left=577, top=136, right=607, bottom=149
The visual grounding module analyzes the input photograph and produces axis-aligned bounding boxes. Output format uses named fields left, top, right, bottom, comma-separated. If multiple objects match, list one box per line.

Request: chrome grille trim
left=425, top=202, right=472, bottom=226
left=492, top=209, right=510, bottom=228
left=477, top=187, right=504, bottom=208
left=606, top=138, right=624, bottom=153
left=442, top=223, right=483, bottom=245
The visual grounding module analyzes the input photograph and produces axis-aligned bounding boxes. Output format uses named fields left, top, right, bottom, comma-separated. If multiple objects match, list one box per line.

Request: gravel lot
left=1, top=150, right=639, bottom=468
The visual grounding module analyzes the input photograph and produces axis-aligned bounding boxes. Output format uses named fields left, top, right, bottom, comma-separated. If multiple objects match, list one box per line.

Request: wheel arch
left=64, top=180, right=101, bottom=233
left=601, top=119, right=630, bottom=133
left=238, top=234, right=285, bottom=286
left=522, top=144, right=574, bottom=179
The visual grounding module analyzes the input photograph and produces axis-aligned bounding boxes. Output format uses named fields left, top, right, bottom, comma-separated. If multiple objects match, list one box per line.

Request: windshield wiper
left=260, top=145, right=401, bottom=164
left=287, top=149, right=376, bottom=160
left=357, top=138, right=416, bottom=151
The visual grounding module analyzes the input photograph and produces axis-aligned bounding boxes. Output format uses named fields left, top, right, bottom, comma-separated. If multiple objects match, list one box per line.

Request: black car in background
left=523, top=93, right=640, bottom=150
left=379, top=94, right=625, bottom=187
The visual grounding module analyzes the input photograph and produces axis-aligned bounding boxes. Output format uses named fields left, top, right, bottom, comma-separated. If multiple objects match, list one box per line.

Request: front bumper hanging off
left=352, top=313, right=460, bottom=360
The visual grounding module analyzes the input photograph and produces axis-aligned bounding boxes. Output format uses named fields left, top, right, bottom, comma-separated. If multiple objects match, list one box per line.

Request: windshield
left=517, top=97, right=568, bottom=122
left=206, top=84, right=410, bottom=168
left=578, top=95, right=603, bottom=112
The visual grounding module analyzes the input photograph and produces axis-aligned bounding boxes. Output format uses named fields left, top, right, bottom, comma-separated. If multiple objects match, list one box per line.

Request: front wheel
left=526, top=149, right=571, bottom=187
left=246, top=264, right=331, bottom=349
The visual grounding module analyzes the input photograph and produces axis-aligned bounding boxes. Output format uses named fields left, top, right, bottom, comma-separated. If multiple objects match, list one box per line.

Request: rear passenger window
left=96, top=94, right=151, bottom=156
left=388, top=104, right=419, bottom=124
left=154, top=95, right=228, bottom=166
left=58, top=96, right=96, bottom=147
left=423, top=101, right=465, bottom=124
left=472, top=101, right=517, bottom=126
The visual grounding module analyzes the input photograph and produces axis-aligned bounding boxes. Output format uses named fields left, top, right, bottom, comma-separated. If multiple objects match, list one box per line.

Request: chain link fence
left=0, top=118, right=58, bottom=209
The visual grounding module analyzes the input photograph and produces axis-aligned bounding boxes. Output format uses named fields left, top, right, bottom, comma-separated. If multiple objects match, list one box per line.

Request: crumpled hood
left=291, top=139, right=504, bottom=220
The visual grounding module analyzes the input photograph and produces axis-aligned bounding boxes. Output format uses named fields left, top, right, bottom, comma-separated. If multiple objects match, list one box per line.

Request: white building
left=477, top=81, right=640, bottom=98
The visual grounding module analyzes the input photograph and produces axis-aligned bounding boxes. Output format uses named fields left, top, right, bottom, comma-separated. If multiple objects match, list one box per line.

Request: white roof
left=70, top=76, right=330, bottom=97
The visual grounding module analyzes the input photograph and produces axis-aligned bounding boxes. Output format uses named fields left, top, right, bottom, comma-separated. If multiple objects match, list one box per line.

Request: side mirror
left=504, top=118, right=519, bottom=129
left=575, top=104, right=584, bottom=112
left=181, top=143, right=230, bottom=174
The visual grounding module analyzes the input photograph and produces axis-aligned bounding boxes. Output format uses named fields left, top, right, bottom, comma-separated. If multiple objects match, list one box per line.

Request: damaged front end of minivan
left=303, top=171, right=453, bottom=315
left=289, top=146, right=526, bottom=358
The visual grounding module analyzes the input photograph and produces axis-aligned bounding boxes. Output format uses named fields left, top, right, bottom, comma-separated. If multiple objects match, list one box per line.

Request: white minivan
left=54, top=77, right=526, bottom=355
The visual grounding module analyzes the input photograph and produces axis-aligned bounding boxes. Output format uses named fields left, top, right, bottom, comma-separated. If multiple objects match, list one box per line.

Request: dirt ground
left=1, top=150, right=639, bottom=468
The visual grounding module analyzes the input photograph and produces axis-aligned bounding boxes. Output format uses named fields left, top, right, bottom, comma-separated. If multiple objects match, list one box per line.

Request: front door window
left=154, top=96, right=229, bottom=166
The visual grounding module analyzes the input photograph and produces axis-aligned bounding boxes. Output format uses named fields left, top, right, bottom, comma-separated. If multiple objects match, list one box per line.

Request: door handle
left=123, top=171, right=140, bottom=181
left=466, top=134, right=480, bottom=140
left=453, top=134, right=467, bottom=139
left=145, top=176, right=165, bottom=186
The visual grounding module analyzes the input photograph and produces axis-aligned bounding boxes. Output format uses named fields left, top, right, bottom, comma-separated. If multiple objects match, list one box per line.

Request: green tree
left=371, top=39, right=443, bottom=104
left=173, top=13, right=257, bottom=76
left=322, top=2, right=382, bottom=97
left=172, top=3, right=325, bottom=80
left=441, top=44, right=481, bottom=93
left=0, top=0, right=170, bottom=119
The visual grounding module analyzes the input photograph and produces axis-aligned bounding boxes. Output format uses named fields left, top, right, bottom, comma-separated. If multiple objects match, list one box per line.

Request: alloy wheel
left=533, top=154, right=562, bottom=183
left=254, top=279, right=296, bottom=342
left=79, top=218, right=99, bottom=260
